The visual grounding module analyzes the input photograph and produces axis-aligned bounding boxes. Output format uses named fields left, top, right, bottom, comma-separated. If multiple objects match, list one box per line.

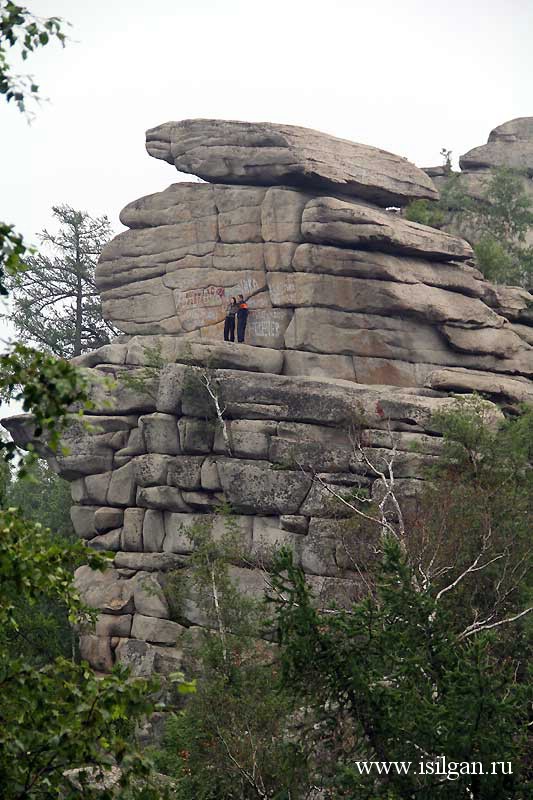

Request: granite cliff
left=4, top=118, right=533, bottom=675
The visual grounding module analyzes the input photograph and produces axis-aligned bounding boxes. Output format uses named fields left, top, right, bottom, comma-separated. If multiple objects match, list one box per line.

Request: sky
left=1, top=0, right=533, bottom=341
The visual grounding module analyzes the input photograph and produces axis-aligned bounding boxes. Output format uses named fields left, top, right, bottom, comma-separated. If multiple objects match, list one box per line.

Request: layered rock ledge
left=5, top=117, right=533, bottom=676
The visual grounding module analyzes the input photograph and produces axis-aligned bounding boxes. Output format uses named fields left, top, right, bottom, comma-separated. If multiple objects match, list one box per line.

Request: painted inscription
left=176, top=276, right=260, bottom=309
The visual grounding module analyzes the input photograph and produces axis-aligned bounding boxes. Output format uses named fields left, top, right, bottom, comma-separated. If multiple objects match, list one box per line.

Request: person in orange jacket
left=236, top=294, right=249, bottom=343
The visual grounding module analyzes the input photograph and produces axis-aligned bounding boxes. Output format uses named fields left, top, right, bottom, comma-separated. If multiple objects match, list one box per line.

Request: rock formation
left=427, top=117, right=533, bottom=246
left=4, top=118, right=533, bottom=676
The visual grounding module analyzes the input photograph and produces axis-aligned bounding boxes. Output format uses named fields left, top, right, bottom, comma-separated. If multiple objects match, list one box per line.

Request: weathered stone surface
left=283, top=308, right=533, bottom=377
left=480, top=283, right=533, bottom=321
left=163, top=512, right=252, bottom=555
left=283, top=350, right=356, bottom=382
left=426, top=368, right=533, bottom=404
left=300, top=518, right=342, bottom=576
left=95, top=507, right=124, bottom=533
left=133, top=454, right=173, bottom=486
left=139, top=413, right=180, bottom=455
left=270, top=435, right=351, bottom=473
left=131, top=613, right=185, bottom=644
left=440, top=323, right=527, bottom=358
left=167, top=456, right=204, bottom=489
left=142, top=509, right=166, bottom=551
left=88, top=529, right=122, bottom=551
left=200, top=456, right=222, bottom=491
left=121, top=508, right=145, bottom=551
left=217, top=458, right=312, bottom=514
left=133, top=572, right=170, bottom=618
left=8, top=116, right=533, bottom=682
left=114, top=551, right=186, bottom=571
left=95, top=614, right=132, bottom=638
left=300, top=474, right=367, bottom=518
left=71, top=506, right=99, bottom=540
left=107, top=462, right=136, bottom=506
left=115, top=638, right=183, bottom=676
left=213, top=419, right=276, bottom=459
left=251, top=516, right=303, bottom=566
left=74, top=566, right=135, bottom=615
left=137, top=484, right=191, bottom=512
left=71, top=344, right=127, bottom=368
left=292, top=243, right=485, bottom=295
left=79, top=635, right=114, bottom=672
left=261, top=187, right=310, bottom=241
left=178, top=418, right=215, bottom=454
left=129, top=337, right=284, bottom=375
left=460, top=117, right=533, bottom=175
left=83, top=472, right=111, bottom=505
left=280, top=515, right=309, bottom=534
left=145, top=119, right=438, bottom=206
left=302, top=198, right=472, bottom=261
left=271, top=273, right=499, bottom=326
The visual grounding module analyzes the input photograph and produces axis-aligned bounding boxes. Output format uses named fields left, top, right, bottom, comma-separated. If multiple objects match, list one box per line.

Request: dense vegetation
left=406, top=164, right=533, bottom=287
left=149, top=400, right=532, bottom=799
left=5, top=205, right=118, bottom=358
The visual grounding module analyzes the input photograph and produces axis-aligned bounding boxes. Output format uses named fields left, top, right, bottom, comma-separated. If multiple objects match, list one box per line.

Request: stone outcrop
left=145, top=119, right=438, bottom=206
left=427, top=117, right=533, bottom=247
left=460, top=118, right=533, bottom=175
left=4, top=117, right=533, bottom=676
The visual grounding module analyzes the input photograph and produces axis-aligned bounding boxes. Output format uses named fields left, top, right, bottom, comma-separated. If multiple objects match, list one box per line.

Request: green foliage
left=0, top=658, right=159, bottom=799
left=471, top=168, right=533, bottom=286
left=270, top=539, right=532, bottom=799
left=154, top=512, right=309, bottom=798
left=119, top=343, right=165, bottom=401
left=0, top=9, right=168, bottom=796
left=1, top=460, right=78, bottom=663
left=0, top=0, right=66, bottom=113
left=6, top=458, right=74, bottom=539
left=0, top=221, right=30, bottom=295
left=0, top=342, right=92, bottom=471
left=405, top=171, right=471, bottom=227
left=0, top=508, right=166, bottom=798
left=404, top=198, right=445, bottom=227
left=5, top=204, right=118, bottom=358
left=412, top=397, right=533, bottom=637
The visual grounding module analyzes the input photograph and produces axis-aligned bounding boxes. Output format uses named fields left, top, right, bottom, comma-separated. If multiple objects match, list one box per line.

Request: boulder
left=425, top=368, right=533, bottom=404
left=74, top=565, right=135, bottom=615
left=88, top=529, right=122, bottom=552
left=217, top=458, right=312, bottom=514
left=141, top=509, right=166, bottom=552
left=137, top=485, right=192, bottom=513
left=95, top=614, right=133, bottom=638
left=302, top=197, right=473, bottom=261
left=133, top=572, right=170, bottom=618
left=95, top=507, right=124, bottom=533
left=131, top=614, right=185, bottom=644
left=271, top=273, right=501, bottom=326
left=292, top=243, right=484, bottom=295
left=139, top=413, right=181, bottom=455
left=145, top=118, right=438, bottom=206
left=114, top=551, right=187, bottom=571
left=460, top=117, right=533, bottom=175
left=115, top=638, right=184, bottom=677
left=79, top=635, right=114, bottom=672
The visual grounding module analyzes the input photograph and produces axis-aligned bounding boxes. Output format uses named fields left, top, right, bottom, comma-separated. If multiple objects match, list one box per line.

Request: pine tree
left=7, top=204, right=118, bottom=358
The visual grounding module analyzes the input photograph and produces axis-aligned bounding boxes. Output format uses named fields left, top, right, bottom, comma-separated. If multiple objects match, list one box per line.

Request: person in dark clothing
left=223, top=296, right=239, bottom=342
left=236, top=294, right=249, bottom=343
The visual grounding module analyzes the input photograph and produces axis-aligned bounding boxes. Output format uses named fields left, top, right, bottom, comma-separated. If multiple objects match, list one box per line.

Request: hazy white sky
left=2, top=0, right=533, bottom=249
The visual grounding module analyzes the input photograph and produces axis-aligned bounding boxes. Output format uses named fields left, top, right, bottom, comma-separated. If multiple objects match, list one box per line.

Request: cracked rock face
left=5, top=117, right=533, bottom=676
